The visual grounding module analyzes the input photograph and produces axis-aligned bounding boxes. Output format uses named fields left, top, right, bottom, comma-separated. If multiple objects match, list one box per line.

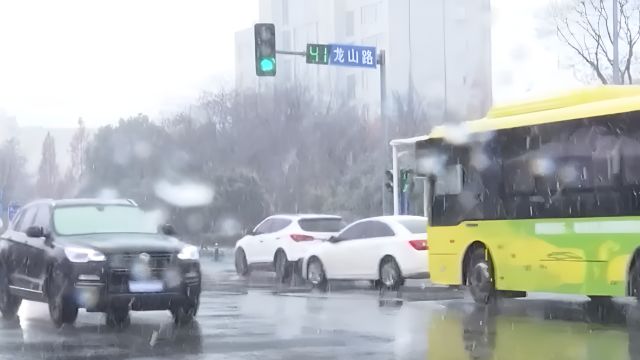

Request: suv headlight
left=178, top=245, right=199, bottom=260
left=64, top=247, right=106, bottom=263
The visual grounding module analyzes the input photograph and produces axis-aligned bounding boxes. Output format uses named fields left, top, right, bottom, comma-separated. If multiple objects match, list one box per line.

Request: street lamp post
left=613, top=0, right=621, bottom=84
left=379, top=50, right=389, bottom=215
left=442, top=0, right=448, bottom=119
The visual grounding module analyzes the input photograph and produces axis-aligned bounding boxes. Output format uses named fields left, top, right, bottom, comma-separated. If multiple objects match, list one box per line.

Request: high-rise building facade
left=236, top=0, right=492, bottom=122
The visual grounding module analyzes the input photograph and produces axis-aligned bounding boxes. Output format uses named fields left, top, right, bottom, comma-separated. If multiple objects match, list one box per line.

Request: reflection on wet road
left=2, top=258, right=640, bottom=359
left=433, top=298, right=637, bottom=360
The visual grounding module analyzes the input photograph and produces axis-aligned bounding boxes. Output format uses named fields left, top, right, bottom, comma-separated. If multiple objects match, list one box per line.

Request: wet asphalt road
left=3, top=255, right=640, bottom=359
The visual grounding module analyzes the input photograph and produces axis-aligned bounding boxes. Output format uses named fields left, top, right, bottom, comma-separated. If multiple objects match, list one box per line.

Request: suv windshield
left=298, top=218, right=344, bottom=232
left=397, top=218, right=427, bottom=234
left=53, top=205, right=160, bottom=236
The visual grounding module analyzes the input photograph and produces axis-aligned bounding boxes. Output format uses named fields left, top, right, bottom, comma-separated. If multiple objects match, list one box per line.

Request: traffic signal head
left=385, top=170, right=394, bottom=192
left=385, top=170, right=393, bottom=182
left=254, top=23, right=276, bottom=76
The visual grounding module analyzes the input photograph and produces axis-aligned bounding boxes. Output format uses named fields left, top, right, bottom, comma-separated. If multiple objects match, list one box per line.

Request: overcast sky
left=491, top=0, right=582, bottom=102
left=0, top=0, right=584, bottom=128
left=0, top=0, right=259, bottom=127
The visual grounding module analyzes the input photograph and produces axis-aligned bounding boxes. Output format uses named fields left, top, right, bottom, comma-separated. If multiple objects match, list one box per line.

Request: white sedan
left=234, top=214, right=344, bottom=282
left=301, top=216, right=428, bottom=291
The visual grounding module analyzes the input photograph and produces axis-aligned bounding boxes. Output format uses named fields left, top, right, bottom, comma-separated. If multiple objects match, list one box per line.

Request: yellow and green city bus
left=419, top=86, right=640, bottom=303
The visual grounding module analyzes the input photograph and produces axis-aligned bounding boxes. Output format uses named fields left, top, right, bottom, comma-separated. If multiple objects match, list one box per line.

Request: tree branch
left=595, top=0, right=615, bottom=44
left=620, top=0, right=636, bottom=83
left=557, top=20, right=609, bottom=84
left=590, top=0, right=615, bottom=66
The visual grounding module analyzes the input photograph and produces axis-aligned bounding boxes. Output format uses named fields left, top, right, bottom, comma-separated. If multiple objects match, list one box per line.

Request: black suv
left=0, top=198, right=201, bottom=328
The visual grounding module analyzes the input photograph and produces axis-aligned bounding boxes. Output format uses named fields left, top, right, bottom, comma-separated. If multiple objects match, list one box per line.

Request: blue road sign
left=328, top=44, right=377, bottom=69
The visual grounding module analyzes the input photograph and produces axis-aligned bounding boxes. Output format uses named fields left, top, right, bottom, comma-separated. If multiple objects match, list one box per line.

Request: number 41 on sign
left=306, top=43, right=377, bottom=69
left=306, top=44, right=330, bottom=65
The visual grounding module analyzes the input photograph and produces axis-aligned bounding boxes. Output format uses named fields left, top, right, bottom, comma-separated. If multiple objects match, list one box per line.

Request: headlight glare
left=178, top=245, right=199, bottom=260
left=64, top=247, right=106, bottom=263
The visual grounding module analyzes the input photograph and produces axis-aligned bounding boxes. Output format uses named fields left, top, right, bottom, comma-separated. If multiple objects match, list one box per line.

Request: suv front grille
left=107, top=252, right=174, bottom=293
left=109, top=252, right=174, bottom=270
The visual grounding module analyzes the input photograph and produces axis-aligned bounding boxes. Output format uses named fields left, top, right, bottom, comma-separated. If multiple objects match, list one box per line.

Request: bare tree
left=549, top=0, right=640, bottom=84
left=58, top=118, right=91, bottom=197
left=36, top=132, right=59, bottom=198
left=0, top=138, right=30, bottom=202
left=69, top=118, right=89, bottom=180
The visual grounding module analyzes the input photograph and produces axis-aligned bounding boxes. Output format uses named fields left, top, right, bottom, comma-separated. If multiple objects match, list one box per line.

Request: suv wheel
left=307, top=258, right=328, bottom=292
left=274, top=250, right=292, bottom=284
left=47, top=267, right=78, bottom=328
left=235, top=248, right=250, bottom=276
left=171, top=298, right=199, bottom=326
left=0, top=265, right=21, bottom=319
left=106, top=307, right=130, bottom=328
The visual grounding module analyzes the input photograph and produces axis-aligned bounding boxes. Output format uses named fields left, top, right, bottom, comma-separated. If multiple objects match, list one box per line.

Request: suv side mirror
left=26, top=226, right=45, bottom=238
left=160, top=224, right=177, bottom=236
left=328, top=236, right=341, bottom=243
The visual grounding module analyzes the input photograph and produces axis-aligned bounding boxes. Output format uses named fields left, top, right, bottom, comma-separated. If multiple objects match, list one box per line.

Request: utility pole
left=613, top=0, right=621, bottom=84
left=442, top=0, right=449, bottom=118
left=379, top=50, right=389, bottom=215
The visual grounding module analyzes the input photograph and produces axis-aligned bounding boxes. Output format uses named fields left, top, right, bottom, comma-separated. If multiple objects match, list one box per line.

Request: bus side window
left=621, top=136, right=640, bottom=186
left=434, top=164, right=463, bottom=196
left=503, top=159, right=535, bottom=195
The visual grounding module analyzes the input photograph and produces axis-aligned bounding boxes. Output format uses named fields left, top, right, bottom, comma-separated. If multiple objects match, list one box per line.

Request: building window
left=282, top=59, right=293, bottom=83
left=362, top=104, right=370, bottom=121
left=282, top=30, right=291, bottom=50
left=346, top=74, right=356, bottom=100
left=293, top=27, right=300, bottom=50
left=454, top=4, right=467, bottom=21
left=309, top=22, right=319, bottom=43
left=345, top=11, right=355, bottom=37
left=362, top=34, right=380, bottom=47
left=282, top=0, right=289, bottom=26
left=361, top=3, right=378, bottom=25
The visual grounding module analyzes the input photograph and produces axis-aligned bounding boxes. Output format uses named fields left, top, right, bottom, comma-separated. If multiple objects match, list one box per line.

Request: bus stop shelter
left=389, top=135, right=429, bottom=216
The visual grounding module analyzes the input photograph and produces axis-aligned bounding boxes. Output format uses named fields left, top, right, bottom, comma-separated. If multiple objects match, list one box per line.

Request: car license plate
left=129, top=280, right=164, bottom=293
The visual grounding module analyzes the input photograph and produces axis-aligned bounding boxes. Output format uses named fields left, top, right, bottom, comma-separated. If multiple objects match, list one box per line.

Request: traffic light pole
left=391, top=144, right=399, bottom=215
left=276, top=50, right=305, bottom=56
left=378, top=50, right=391, bottom=215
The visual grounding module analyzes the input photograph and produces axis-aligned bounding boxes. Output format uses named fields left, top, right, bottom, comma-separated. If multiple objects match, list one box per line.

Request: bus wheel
left=630, top=261, right=640, bottom=300
left=467, top=247, right=496, bottom=305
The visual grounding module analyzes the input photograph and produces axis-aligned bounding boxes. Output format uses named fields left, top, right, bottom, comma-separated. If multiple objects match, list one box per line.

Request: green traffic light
left=260, top=58, right=275, bottom=72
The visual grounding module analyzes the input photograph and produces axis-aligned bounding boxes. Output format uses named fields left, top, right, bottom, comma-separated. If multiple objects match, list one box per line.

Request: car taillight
left=409, top=240, right=428, bottom=250
left=290, top=234, right=315, bottom=242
